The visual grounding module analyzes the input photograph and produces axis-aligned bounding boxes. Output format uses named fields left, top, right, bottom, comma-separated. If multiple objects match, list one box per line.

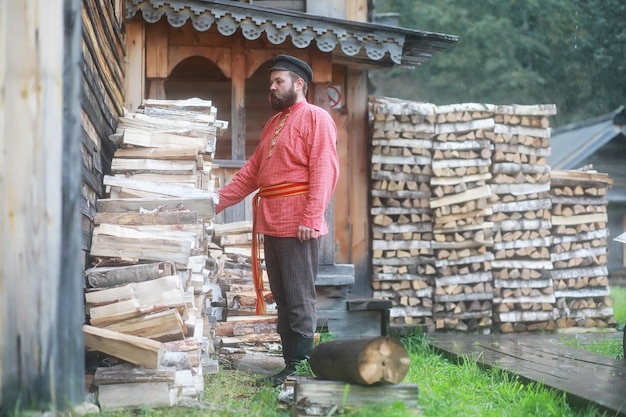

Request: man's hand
left=297, top=225, right=316, bottom=242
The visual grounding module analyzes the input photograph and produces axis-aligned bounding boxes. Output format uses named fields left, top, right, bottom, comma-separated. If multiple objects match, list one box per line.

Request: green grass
left=92, top=332, right=618, bottom=417
left=561, top=285, right=625, bottom=359
left=610, top=286, right=626, bottom=325
left=403, top=333, right=613, bottom=417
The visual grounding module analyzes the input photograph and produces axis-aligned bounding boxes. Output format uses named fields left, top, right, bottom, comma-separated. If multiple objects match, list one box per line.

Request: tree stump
left=310, top=336, right=410, bottom=385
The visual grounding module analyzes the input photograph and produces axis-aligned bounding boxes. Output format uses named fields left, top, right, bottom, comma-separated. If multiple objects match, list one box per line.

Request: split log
left=291, top=379, right=419, bottom=416
left=111, top=158, right=196, bottom=175
left=85, top=275, right=182, bottom=307
left=113, top=146, right=200, bottom=160
left=102, top=309, right=186, bottom=342
left=93, top=364, right=176, bottom=385
left=103, top=175, right=215, bottom=199
left=96, top=197, right=215, bottom=219
left=310, top=337, right=410, bottom=385
left=89, top=232, right=191, bottom=267
left=83, top=325, right=164, bottom=369
left=94, top=210, right=198, bottom=226
left=97, top=382, right=174, bottom=411
left=87, top=280, right=186, bottom=327
left=85, top=261, right=176, bottom=288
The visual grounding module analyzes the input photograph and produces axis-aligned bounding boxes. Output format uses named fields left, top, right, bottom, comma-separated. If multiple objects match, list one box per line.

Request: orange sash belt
left=252, top=182, right=309, bottom=314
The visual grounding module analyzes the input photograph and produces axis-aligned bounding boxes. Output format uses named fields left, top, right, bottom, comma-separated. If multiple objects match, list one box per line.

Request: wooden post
left=125, top=19, right=146, bottom=111
left=224, top=37, right=247, bottom=222
left=0, top=0, right=84, bottom=412
left=344, top=68, right=370, bottom=293
left=311, top=51, right=337, bottom=266
left=146, top=21, right=168, bottom=99
left=231, top=37, right=246, bottom=161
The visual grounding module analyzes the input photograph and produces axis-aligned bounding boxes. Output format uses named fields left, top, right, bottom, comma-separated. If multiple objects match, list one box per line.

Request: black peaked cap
left=269, top=54, right=313, bottom=84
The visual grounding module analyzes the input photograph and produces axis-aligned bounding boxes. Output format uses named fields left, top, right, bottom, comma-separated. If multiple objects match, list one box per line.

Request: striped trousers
left=263, top=236, right=319, bottom=338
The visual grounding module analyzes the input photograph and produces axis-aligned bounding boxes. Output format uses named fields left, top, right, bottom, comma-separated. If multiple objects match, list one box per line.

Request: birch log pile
left=430, top=103, right=496, bottom=332
left=489, top=105, right=557, bottom=333
left=367, top=98, right=619, bottom=335
left=84, top=98, right=227, bottom=406
left=368, top=97, right=436, bottom=331
left=550, top=169, right=617, bottom=332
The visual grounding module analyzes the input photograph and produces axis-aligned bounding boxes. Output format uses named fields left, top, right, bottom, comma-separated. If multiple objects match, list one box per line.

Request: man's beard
left=270, top=86, right=298, bottom=111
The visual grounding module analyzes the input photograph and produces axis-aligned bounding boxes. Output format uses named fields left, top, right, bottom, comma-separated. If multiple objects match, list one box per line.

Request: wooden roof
left=126, top=0, right=458, bottom=68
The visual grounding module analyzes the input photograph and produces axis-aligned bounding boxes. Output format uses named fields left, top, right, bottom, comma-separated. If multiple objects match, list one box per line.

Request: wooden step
left=315, top=263, right=355, bottom=286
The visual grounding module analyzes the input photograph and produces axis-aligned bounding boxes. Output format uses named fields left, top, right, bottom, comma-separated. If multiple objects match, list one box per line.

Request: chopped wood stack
left=84, top=98, right=227, bottom=408
left=210, top=221, right=273, bottom=316
left=368, top=98, right=616, bottom=335
left=430, top=103, right=496, bottom=332
left=109, top=98, right=226, bottom=193
left=368, top=97, right=437, bottom=330
left=209, top=221, right=280, bottom=365
left=550, top=169, right=617, bottom=332
left=490, top=104, right=557, bottom=333
left=85, top=325, right=209, bottom=410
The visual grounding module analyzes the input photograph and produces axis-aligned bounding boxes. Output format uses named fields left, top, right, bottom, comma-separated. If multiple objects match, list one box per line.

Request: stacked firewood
left=368, top=97, right=436, bottom=330
left=208, top=221, right=279, bottom=367
left=489, top=104, right=557, bottom=333
left=430, top=103, right=496, bottom=332
left=550, top=169, right=617, bottom=331
left=84, top=98, right=226, bottom=409
left=210, top=221, right=273, bottom=317
left=368, top=98, right=620, bottom=334
left=109, top=98, right=226, bottom=192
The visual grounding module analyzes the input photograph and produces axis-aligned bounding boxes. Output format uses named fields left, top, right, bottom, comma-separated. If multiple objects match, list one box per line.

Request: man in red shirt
left=215, top=54, right=339, bottom=385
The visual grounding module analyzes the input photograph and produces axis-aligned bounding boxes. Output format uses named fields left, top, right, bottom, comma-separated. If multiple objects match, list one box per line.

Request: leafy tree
left=370, top=0, right=626, bottom=125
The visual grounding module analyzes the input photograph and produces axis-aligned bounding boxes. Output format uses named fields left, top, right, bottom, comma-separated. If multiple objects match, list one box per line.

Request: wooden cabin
left=0, top=0, right=456, bottom=411
left=123, top=0, right=457, bottom=293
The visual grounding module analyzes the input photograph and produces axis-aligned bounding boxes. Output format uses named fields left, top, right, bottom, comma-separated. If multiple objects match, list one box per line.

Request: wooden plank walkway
left=427, top=332, right=626, bottom=416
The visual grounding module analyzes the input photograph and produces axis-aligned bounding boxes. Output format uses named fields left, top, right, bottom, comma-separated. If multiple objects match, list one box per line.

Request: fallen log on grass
left=309, top=336, right=410, bottom=385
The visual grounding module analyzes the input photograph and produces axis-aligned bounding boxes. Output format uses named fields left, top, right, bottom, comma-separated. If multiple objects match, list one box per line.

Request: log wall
left=369, top=96, right=617, bottom=334
left=81, top=0, right=126, bottom=263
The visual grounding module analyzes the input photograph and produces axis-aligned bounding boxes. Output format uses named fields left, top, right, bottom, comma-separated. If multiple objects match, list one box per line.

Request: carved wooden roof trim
left=126, top=0, right=458, bottom=67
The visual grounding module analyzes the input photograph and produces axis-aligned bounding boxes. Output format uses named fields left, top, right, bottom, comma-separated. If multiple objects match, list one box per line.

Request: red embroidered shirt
left=216, top=100, right=339, bottom=238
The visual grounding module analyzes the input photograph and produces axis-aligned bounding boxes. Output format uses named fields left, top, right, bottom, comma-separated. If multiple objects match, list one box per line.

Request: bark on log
left=310, top=337, right=410, bottom=386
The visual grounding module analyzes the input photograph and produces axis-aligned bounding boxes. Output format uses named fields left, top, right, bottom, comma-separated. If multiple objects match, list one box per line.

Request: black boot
left=266, top=334, right=313, bottom=387
left=279, top=330, right=295, bottom=365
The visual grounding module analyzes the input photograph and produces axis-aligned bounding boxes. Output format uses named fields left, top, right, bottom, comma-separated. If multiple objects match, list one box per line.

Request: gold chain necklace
left=267, top=111, right=289, bottom=159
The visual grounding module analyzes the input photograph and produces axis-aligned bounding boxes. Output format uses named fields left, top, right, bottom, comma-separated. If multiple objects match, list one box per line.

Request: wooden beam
left=124, top=18, right=145, bottom=111
left=1, top=0, right=85, bottom=411
left=230, top=36, right=246, bottom=160
left=145, top=21, right=168, bottom=79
